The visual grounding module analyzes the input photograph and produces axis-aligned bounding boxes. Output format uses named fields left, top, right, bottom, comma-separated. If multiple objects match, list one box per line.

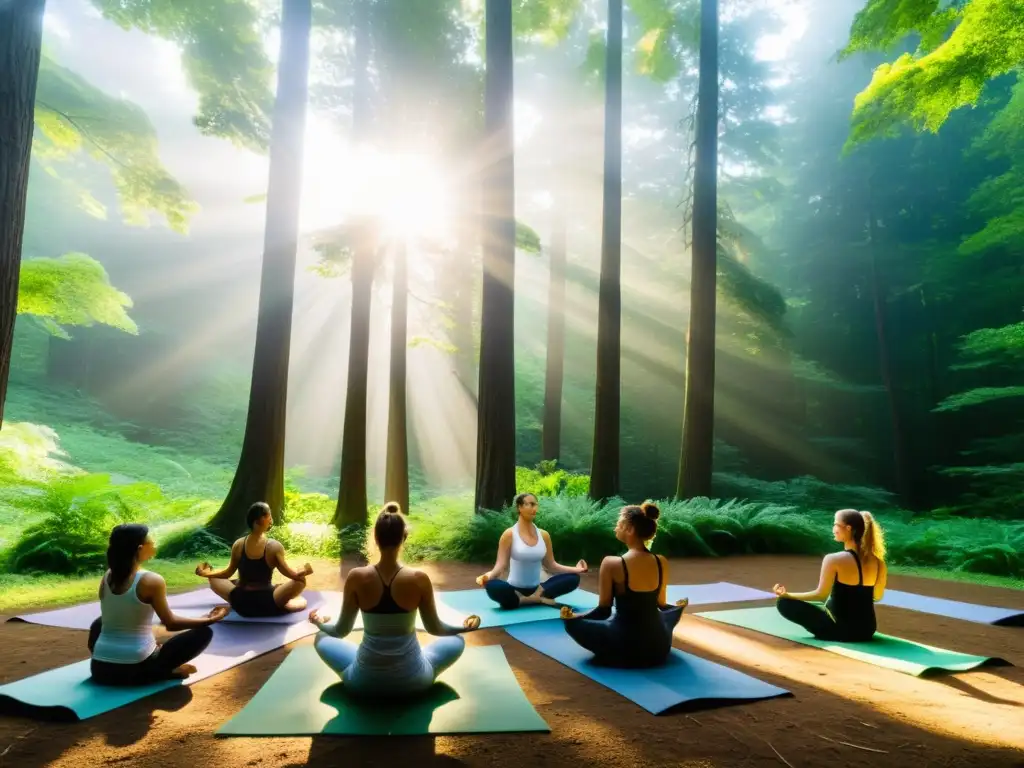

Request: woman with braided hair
left=774, top=509, right=888, bottom=642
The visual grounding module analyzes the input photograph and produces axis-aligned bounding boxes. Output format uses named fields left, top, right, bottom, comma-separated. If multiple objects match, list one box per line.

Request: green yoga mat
left=217, top=644, right=550, bottom=736
left=696, top=606, right=1011, bottom=677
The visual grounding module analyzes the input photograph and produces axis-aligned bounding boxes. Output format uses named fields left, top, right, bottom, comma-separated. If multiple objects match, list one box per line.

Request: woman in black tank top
left=560, top=503, right=689, bottom=668
left=774, top=509, right=888, bottom=642
left=195, top=502, right=313, bottom=618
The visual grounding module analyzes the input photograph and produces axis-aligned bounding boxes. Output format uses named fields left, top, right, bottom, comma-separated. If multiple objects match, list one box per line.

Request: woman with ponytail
left=89, top=524, right=228, bottom=685
left=560, top=503, right=689, bottom=668
left=308, top=502, right=481, bottom=699
left=774, top=509, right=888, bottom=642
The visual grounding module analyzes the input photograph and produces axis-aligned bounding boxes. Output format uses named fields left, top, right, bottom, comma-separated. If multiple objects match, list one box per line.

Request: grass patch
left=889, top=565, right=1024, bottom=591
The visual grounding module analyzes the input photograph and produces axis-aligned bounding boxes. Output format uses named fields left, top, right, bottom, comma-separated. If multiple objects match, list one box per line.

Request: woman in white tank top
left=476, top=493, right=587, bottom=609
left=89, top=524, right=228, bottom=686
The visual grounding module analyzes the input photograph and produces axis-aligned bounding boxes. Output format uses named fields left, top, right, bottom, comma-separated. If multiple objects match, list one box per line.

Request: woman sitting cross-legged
left=308, top=502, right=481, bottom=699
left=774, top=509, right=887, bottom=642
left=560, top=503, right=688, bottom=668
left=476, top=493, right=587, bottom=609
left=194, top=501, right=312, bottom=618
left=89, top=524, right=228, bottom=686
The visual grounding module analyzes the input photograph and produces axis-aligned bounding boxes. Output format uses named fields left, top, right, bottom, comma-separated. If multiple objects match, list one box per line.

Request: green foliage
left=933, top=386, right=1024, bottom=411
left=514, top=219, right=542, bottom=253
left=712, top=473, right=900, bottom=513
left=34, top=55, right=197, bottom=232
left=17, top=254, right=137, bottom=338
left=92, top=0, right=274, bottom=152
left=954, top=321, right=1024, bottom=367
left=515, top=463, right=591, bottom=498
left=844, top=0, right=1024, bottom=146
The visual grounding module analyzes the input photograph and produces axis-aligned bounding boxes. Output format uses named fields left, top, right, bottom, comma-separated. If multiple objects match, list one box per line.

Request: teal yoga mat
left=506, top=620, right=790, bottom=714
left=217, top=644, right=550, bottom=736
left=696, top=606, right=1012, bottom=676
left=0, top=621, right=317, bottom=721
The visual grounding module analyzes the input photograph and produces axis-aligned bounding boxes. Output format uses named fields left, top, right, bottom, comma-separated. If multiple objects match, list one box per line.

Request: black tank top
left=826, top=550, right=877, bottom=636
left=237, top=538, right=273, bottom=588
left=364, top=566, right=406, bottom=614
left=613, top=553, right=664, bottom=622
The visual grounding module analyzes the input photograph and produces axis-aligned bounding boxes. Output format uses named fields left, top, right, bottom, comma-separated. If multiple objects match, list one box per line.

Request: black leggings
left=485, top=573, right=580, bottom=609
left=565, top=604, right=684, bottom=668
left=88, top=618, right=213, bottom=686
left=776, top=598, right=875, bottom=642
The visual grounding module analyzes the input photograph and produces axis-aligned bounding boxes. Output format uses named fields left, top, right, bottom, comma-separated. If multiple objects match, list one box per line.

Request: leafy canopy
left=844, top=0, right=1024, bottom=146
left=34, top=54, right=196, bottom=232
left=17, top=253, right=138, bottom=339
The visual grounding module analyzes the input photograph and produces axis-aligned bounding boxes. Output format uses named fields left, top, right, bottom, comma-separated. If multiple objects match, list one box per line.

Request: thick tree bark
left=677, top=0, right=719, bottom=499
left=542, top=213, right=567, bottom=463
left=589, top=0, right=624, bottom=502
left=474, top=0, right=517, bottom=513
left=333, top=0, right=375, bottom=529
left=207, top=0, right=311, bottom=538
left=384, top=244, right=409, bottom=512
left=0, top=0, right=46, bottom=427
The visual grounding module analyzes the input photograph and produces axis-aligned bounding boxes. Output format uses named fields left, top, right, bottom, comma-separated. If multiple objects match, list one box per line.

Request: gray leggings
left=314, top=633, right=465, bottom=698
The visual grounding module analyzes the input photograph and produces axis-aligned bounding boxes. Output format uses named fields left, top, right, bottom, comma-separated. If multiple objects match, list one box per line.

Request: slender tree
left=542, top=213, right=567, bottom=463
left=589, top=0, right=624, bottom=501
left=474, top=0, right=517, bottom=513
left=677, top=0, right=719, bottom=499
left=207, top=0, right=312, bottom=536
left=384, top=242, right=410, bottom=512
left=0, top=0, right=46, bottom=427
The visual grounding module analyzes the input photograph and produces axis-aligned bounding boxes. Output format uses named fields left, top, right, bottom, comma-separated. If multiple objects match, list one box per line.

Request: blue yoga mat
left=506, top=620, right=790, bottom=714
left=431, top=588, right=600, bottom=629
left=0, top=620, right=317, bottom=721
left=8, top=589, right=339, bottom=629
left=665, top=582, right=775, bottom=606
left=879, top=590, right=1023, bottom=627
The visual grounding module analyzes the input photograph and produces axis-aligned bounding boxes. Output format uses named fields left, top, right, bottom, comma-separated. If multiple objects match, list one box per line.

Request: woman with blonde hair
left=774, top=509, right=888, bottom=642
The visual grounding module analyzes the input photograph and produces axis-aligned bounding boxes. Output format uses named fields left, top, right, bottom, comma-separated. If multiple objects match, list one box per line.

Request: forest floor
left=1, top=555, right=1022, bottom=768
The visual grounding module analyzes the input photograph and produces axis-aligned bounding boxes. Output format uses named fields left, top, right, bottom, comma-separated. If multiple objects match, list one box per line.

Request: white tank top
left=507, top=524, right=547, bottom=588
left=91, top=570, right=158, bottom=664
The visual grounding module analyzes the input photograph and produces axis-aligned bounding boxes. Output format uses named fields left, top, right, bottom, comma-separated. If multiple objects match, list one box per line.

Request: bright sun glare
left=299, top=116, right=454, bottom=241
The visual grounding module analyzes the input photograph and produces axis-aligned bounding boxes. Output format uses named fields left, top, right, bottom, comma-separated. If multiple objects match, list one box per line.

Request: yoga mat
left=879, top=590, right=1024, bottom=627
left=695, top=606, right=1011, bottom=676
left=0, top=620, right=317, bottom=721
left=506, top=621, right=790, bottom=714
left=666, top=582, right=775, bottom=606
left=217, top=644, right=550, bottom=736
left=429, top=588, right=601, bottom=629
left=7, top=588, right=338, bottom=629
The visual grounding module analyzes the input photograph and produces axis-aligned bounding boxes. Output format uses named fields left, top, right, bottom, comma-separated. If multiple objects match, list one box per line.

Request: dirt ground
left=1, top=555, right=1022, bottom=768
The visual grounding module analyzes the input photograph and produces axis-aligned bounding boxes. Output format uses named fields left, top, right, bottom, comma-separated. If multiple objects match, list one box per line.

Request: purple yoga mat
left=665, top=582, right=776, bottom=606
left=7, top=588, right=340, bottom=630
left=879, top=589, right=1024, bottom=627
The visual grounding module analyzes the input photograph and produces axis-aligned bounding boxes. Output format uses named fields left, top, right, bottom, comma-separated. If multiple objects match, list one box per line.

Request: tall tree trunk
left=677, top=0, right=719, bottom=499
left=474, top=0, right=517, bottom=513
left=866, top=184, right=911, bottom=501
left=542, top=213, right=567, bottom=463
left=384, top=243, right=409, bottom=512
left=589, top=0, right=623, bottom=501
left=333, top=0, right=375, bottom=528
left=207, top=0, right=311, bottom=538
left=0, top=0, right=46, bottom=427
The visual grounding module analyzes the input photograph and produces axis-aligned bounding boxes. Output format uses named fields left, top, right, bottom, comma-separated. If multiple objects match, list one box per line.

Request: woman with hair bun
left=477, top=493, right=588, bottom=609
left=774, top=509, right=888, bottom=642
left=560, top=502, right=687, bottom=668
left=309, top=502, right=481, bottom=698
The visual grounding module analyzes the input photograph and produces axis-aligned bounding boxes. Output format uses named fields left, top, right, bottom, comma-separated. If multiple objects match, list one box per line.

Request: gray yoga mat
left=879, top=589, right=1023, bottom=627
left=0, top=620, right=317, bottom=721
left=7, top=588, right=339, bottom=629
left=665, top=582, right=775, bottom=606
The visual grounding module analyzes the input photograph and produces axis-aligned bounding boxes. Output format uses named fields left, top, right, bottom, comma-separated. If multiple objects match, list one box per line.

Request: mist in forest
left=8, top=0, right=1022, bottom=524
